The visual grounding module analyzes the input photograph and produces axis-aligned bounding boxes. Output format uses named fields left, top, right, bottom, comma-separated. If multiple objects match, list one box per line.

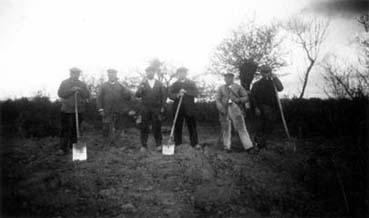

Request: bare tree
left=121, top=74, right=142, bottom=91
left=210, top=19, right=285, bottom=90
left=194, top=79, right=218, bottom=102
left=357, top=13, right=369, bottom=70
left=321, top=54, right=369, bottom=99
left=357, top=13, right=369, bottom=32
left=81, top=73, right=105, bottom=99
left=285, top=16, right=330, bottom=98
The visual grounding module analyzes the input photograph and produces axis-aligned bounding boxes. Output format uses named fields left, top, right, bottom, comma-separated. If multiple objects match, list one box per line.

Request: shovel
left=273, top=83, right=296, bottom=152
left=162, top=95, right=183, bottom=155
left=72, top=92, right=87, bottom=161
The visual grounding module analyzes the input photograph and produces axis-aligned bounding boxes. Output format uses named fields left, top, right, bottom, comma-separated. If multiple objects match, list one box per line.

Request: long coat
left=251, top=77, right=283, bottom=109
left=96, top=81, right=132, bottom=114
left=58, top=78, right=90, bottom=113
left=135, top=79, right=167, bottom=111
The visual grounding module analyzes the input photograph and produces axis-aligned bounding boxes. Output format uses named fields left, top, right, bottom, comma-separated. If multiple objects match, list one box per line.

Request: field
left=1, top=97, right=368, bottom=218
left=1, top=125, right=364, bottom=218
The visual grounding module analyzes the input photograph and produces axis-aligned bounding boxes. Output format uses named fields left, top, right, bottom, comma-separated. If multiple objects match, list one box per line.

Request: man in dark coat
left=97, top=69, right=132, bottom=144
left=168, top=67, right=200, bottom=149
left=250, top=65, right=283, bottom=148
left=135, top=65, right=167, bottom=152
left=57, top=67, right=90, bottom=155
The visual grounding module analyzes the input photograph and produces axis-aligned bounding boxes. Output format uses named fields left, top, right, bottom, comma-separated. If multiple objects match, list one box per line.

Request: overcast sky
left=0, top=0, right=367, bottom=99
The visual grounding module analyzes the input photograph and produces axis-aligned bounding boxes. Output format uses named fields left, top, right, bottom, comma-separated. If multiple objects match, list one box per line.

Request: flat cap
left=176, top=67, right=188, bottom=74
left=107, top=68, right=118, bottom=74
left=259, top=65, right=272, bottom=73
left=145, top=65, right=159, bottom=72
left=70, top=67, right=82, bottom=73
left=223, top=73, right=234, bottom=77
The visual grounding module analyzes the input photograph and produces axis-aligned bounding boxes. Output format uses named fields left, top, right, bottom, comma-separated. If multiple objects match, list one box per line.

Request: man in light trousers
left=215, top=73, right=256, bottom=153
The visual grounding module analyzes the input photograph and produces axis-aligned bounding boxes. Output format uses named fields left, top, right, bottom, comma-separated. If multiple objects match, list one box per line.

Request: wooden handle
left=273, top=83, right=295, bottom=151
left=74, top=92, right=80, bottom=140
left=169, top=95, right=183, bottom=139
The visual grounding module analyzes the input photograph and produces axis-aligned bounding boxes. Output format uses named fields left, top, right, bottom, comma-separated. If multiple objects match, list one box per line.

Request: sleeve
left=238, top=85, right=249, bottom=103
left=273, top=77, right=284, bottom=92
left=185, top=81, right=199, bottom=97
left=168, top=82, right=178, bottom=100
left=79, top=82, right=90, bottom=99
left=122, top=85, right=133, bottom=101
left=96, top=85, right=104, bottom=110
left=135, top=82, right=145, bottom=98
left=57, top=80, right=74, bottom=99
left=160, top=84, right=168, bottom=107
left=250, top=82, right=259, bottom=109
left=215, top=86, right=224, bottom=112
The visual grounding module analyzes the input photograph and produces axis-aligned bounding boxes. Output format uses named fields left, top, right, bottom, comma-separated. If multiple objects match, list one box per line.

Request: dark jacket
left=58, top=78, right=90, bottom=113
left=169, top=79, right=199, bottom=115
left=251, top=77, right=283, bottom=108
left=135, top=79, right=167, bottom=110
left=97, top=81, right=132, bottom=114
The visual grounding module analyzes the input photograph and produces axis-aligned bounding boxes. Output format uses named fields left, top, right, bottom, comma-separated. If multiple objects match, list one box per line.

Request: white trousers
left=219, top=103, right=253, bottom=150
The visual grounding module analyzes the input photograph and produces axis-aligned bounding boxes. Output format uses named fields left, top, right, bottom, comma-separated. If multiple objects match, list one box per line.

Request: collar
left=262, top=77, right=272, bottom=81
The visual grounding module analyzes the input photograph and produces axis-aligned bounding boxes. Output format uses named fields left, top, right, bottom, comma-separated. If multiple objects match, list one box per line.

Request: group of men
left=57, top=64, right=283, bottom=155
left=215, top=66, right=283, bottom=153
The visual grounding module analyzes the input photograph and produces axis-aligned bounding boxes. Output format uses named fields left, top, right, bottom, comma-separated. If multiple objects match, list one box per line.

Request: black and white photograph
left=0, top=0, right=368, bottom=217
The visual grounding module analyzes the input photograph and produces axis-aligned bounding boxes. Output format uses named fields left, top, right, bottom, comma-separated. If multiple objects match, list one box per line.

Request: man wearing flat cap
left=97, top=69, right=133, bottom=145
left=135, top=65, right=167, bottom=152
left=57, top=67, right=90, bottom=155
left=168, top=67, right=200, bottom=149
left=250, top=65, right=283, bottom=149
left=215, top=72, right=255, bottom=153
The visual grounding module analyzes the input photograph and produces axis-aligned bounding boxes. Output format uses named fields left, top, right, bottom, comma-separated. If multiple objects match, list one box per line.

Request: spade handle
left=169, top=95, right=183, bottom=139
left=74, top=92, right=80, bottom=140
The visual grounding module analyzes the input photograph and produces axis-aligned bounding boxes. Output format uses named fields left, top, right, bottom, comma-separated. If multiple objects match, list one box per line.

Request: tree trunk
left=239, top=60, right=258, bottom=91
left=299, top=60, right=315, bottom=99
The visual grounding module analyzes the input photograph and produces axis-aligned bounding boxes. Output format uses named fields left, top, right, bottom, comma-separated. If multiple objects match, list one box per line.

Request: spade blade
left=72, top=142, right=87, bottom=161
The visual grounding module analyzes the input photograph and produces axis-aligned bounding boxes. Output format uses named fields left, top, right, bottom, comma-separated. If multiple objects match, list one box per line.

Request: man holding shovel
left=57, top=67, right=90, bottom=155
left=215, top=73, right=255, bottom=153
left=97, top=69, right=132, bottom=145
left=168, top=67, right=200, bottom=149
left=135, top=65, right=167, bottom=152
left=250, top=65, right=284, bottom=149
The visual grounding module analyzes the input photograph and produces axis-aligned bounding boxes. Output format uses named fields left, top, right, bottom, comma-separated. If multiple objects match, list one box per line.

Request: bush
left=1, top=97, right=60, bottom=138
left=1, top=96, right=367, bottom=139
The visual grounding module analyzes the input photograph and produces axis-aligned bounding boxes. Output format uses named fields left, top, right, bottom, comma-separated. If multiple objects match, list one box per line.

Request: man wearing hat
left=97, top=69, right=133, bottom=145
left=168, top=67, right=200, bottom=149
left=57, top=67, right=90, bottom=155
left=215, top=72, right=255, bottom=152
left=135, top=65, right=167, bottom=152
left=250, top=65, right=283, bottom=149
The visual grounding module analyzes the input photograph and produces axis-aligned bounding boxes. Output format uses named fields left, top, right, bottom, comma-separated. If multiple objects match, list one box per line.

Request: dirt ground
left=1, top=125, right=349, bottom=218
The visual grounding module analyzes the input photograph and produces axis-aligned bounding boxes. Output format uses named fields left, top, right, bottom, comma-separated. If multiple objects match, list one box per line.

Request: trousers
left=140, top=107, right=162, bottom=147
left=102, top=112, right=129, bottom=142
left=255, top=104, right=278, bottom=147
left=219, top=103, right=253, bottom=150
left=174, top=107, right=198, bottom=146
left=60, top=112, right=83, bottom=152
